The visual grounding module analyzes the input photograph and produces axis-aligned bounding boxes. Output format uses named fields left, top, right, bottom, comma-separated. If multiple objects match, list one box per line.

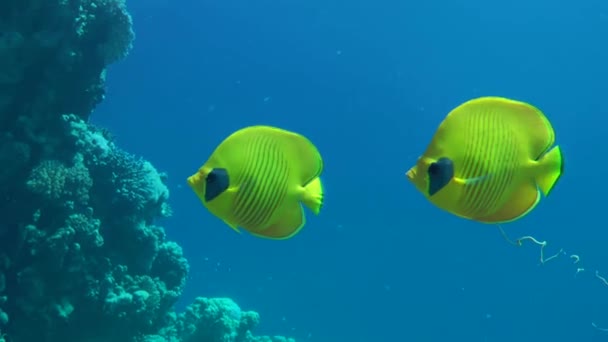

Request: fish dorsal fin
left=257, top=126, right=323, bottom=185
left=456, top=97, right=556, bottom=159
left=220, top=126, right=323, bottom=185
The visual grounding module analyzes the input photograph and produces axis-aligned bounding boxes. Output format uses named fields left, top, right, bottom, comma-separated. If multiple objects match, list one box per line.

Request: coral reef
left=0, top=1, right=295, bottom=341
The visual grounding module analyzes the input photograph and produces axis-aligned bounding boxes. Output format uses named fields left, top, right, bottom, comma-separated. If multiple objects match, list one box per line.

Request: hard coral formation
left=144, top=298, right=296, bottom=342
left=27, top=156, right=93, bottom=205
left=0, top=1, right=295, bottom=342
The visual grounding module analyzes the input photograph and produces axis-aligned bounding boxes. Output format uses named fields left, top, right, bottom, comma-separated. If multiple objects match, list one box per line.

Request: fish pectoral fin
left=251, top=205, right=306, bottom=240
left=454, top=174, right=491, bottom=185
left=478, top=183, right=540, bottom=223
left=227, top=185, right=240, bottom=193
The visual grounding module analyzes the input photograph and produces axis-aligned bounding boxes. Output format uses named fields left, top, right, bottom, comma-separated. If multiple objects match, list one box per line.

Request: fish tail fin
left=302, top=177, right=324, bottom=215
left=535, top=145, right=564, bottom=196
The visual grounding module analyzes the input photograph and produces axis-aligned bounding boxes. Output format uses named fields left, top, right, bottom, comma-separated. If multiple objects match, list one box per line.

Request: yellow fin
left=458, top=97, right=557, bottom=158
left=534, top=145, right=564, bottom=196
left=301, top=177, right=323, bottom=215
left=251, top=205, right=305, bottom=240
left=454, top=175, right=491, bottom=185
left=225, top=220, right=241, bottom=234
left=477, top=183, right=540, bottom=223
left=259, top=126, right=323, bottom=185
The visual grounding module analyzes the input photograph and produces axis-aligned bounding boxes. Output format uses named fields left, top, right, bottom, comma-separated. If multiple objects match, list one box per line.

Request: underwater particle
left=592, top=322, right=608, bottom=332
left=53, top=298, right=74, bottom=319
left=596, top=271, right=608, bottom=286
left=570, top=254, right=580, bottom=264
left=497, top=228, right=564, bottom=265
left=187, top=125, right=324, bottom=240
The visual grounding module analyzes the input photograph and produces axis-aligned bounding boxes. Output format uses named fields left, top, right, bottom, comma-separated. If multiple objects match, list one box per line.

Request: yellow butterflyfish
left=406, top=96, right=563, bottom=223
left=188, top=125, right=324, bottom=239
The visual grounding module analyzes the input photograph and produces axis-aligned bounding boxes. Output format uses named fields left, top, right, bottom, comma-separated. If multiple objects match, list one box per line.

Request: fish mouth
left=186, top=174, right=198, bottom=187
left=187, top=171, right=205, bottom=188
left=405, top=168, right=416, bottom=181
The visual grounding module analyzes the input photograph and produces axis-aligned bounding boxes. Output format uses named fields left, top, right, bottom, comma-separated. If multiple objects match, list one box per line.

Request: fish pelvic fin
left=534, top=145, right=564, bottom=196
left=225, top=220, right=242, bottom=234
left=301, top=176, right=323, bottom=215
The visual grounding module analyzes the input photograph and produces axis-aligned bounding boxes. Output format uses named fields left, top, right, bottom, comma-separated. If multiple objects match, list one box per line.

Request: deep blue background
left=93, top=0, right=608, bottom=341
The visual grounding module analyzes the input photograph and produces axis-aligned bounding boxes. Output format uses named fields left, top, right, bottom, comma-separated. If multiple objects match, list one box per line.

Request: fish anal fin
left=251, top=205, right=305, bottom=240
left=477, top=183, right=540, bottom=223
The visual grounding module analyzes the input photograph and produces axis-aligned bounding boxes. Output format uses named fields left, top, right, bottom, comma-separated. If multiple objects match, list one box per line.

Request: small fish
left=188, top=125, right=324, bottom=239
left=406, top=96, right=564, bottom=223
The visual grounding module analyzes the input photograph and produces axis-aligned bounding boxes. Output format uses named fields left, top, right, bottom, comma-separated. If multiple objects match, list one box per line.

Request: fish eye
left=203, top=168, right=230, bottom=202
left=428, top=162, right=440, bottom=175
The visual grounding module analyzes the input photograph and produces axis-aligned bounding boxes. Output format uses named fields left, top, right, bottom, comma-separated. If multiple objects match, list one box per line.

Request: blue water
left=93, top=0, right=608, bottom=341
